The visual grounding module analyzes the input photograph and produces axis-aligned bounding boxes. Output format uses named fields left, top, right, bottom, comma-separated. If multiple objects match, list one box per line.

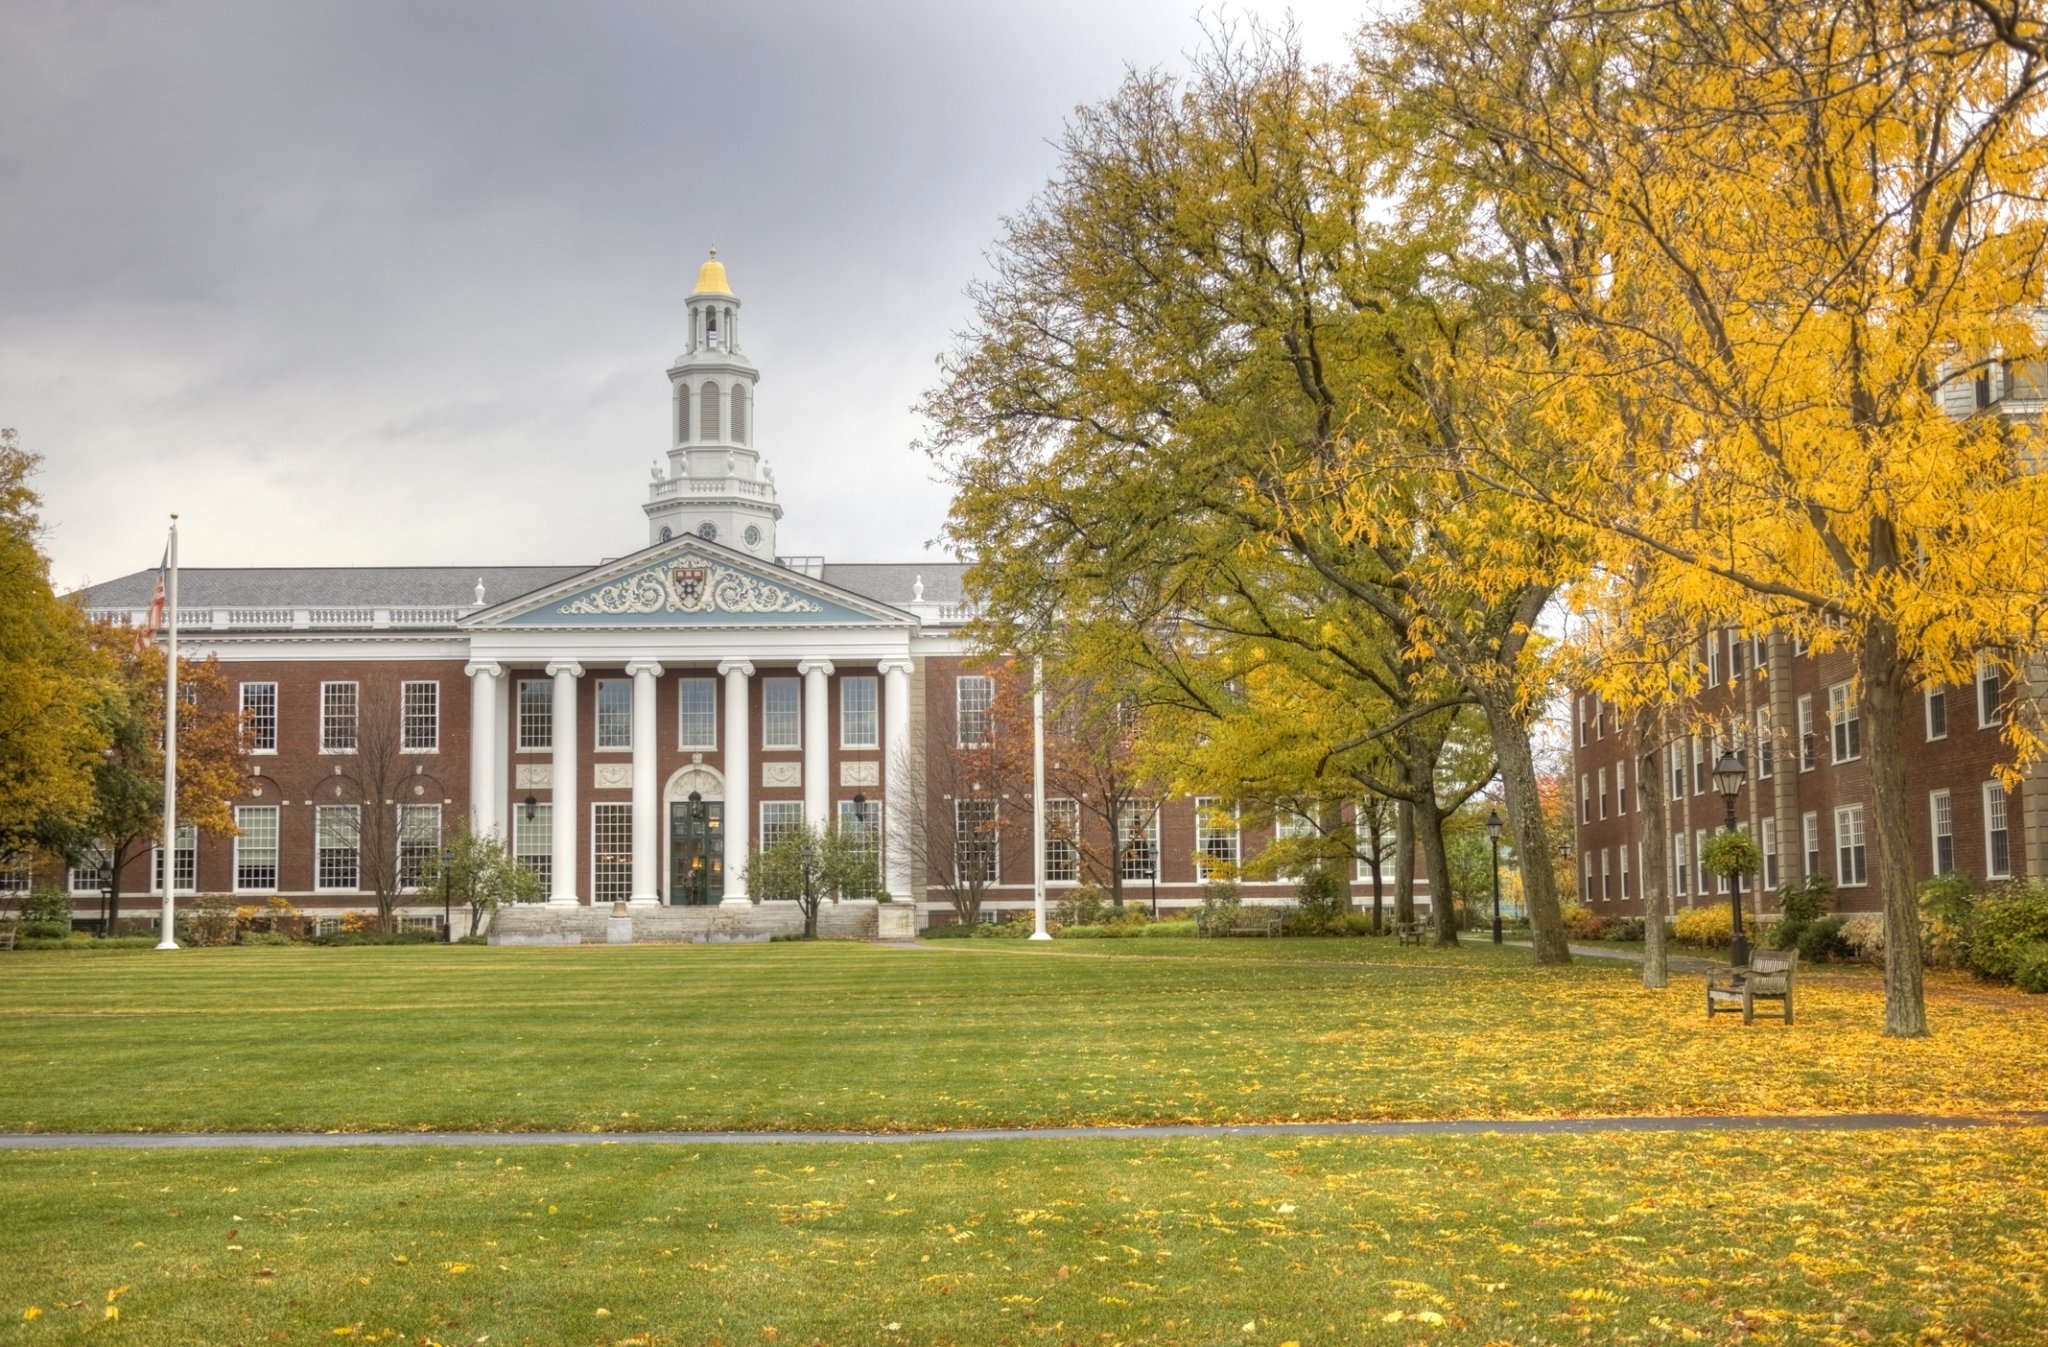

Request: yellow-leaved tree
left=1381, top=0, right=2048, bottom=1033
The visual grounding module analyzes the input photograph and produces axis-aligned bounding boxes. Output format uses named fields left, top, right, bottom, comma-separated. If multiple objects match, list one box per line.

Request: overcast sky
left=4, top=1, right=1372, bottom=592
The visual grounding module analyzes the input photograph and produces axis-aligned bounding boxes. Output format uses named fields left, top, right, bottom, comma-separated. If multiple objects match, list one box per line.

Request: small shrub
left=1672, top=903, right=1755, bottom=948
left=1778, top=873, right=1834, bottom=926
left=1796, top=915, right=1851, bottom=962
left=339, top=910, right=381, bottom=934
left=2012, top=942, right=2048, bottom=995
left=1841, top=915, right=1884, bottom=962
left=1607, top=916, right=1646, bottom=942
left=1139, top=918, right=1199, bottom=938
left=1058, top=924, right=1108, bottom=939
left=1341, top=913, right=1376, bottom=936
left=237, top=929, right=296, bottom=947
left=769, top=931, right=806, bottom=942
left=1293, top=868, right=1349, bottom=934
left=972, top=915, right=1034, bottom=939
left=14, top=920, right=70, bottom=940
left=19, top=886, right=73, bottom=926
left=1194, top=882, right=1242, bottom=936
left=1917, top=872, right=1977, bottom=969
left=310, top=928, right=441, bottom=946
left=921, top=922, right=976, bottom=939
left=1053, top=886, right=1107, bottom=928
left=1559, top=901, right=1613, bottom=940
left=184, top=894, right=238, bottom=947
left=1969, top=882, right=2048, bottom=983
left=456, top=933, right=488, bottom=945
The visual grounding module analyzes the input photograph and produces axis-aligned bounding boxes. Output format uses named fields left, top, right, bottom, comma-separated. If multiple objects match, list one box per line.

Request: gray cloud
left=1, top=0, right=1366, bottom=589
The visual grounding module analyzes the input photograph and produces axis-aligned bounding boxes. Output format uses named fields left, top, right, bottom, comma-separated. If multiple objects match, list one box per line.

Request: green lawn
left=0, top=940, right=2042, bottom=1134
left=4, top=1128, right=2043, bottom=1345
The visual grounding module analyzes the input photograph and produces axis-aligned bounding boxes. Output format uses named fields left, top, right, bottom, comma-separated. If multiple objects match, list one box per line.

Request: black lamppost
left=851, top=792, right=869, bottom=898
left=1485, top=809, right=1504, bottom=945
left=1712, top=750, right=1751, bottom=967
left=440, top=846, right=454, bottom=943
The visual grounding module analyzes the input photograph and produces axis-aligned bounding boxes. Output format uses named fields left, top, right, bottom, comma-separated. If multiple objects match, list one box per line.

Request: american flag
left=135, top=547, right=167, bottom=653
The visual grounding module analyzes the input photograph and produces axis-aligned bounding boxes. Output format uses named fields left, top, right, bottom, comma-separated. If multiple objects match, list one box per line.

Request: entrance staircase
left=487, top=899, right=881, bottom=945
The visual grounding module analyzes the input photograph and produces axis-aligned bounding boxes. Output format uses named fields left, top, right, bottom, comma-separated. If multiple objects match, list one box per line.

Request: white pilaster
left=465, top=660, right=503, bottom=841
left=880, top=658, right=913, bottom=902
left=719, top=659, right=754, bottom=904
left=799, top=658, right=835, bottom=831
left=546, top=659, right=584, bottom=905
left=626, top=660, right=664, bottom=905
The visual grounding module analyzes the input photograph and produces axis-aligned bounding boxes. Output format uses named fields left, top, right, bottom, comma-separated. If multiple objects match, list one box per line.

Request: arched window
left=676, top=386, right=690, bottom=443
left=700, top=382, right=720, bottom=441
left=731, top=385, right=747, bottom=443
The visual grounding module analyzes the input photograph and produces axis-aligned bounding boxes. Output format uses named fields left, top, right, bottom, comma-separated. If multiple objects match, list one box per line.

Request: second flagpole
left=156, top=515, right=180, bottom=951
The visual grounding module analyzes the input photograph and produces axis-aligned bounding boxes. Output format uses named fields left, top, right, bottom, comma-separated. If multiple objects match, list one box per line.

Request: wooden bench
left=1395, top=921, right=1424, bottom=946
left=1197, top=908, right=1281, bottom=937
left=1706, top=949, right=1797, bottom=1025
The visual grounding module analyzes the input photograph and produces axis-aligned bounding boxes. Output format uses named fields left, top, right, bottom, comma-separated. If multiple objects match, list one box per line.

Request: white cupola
left=643, top=249, right=782, bottom=557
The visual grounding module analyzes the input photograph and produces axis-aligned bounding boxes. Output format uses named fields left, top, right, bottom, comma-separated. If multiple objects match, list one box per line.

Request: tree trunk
left=1416, top=795, right=1456, bottom=945
left=1370, top=861, right=1385, bottom=934
left=1394, top=798, right=1416, bottom=927
left=1859, top=620, right=1928, bottom=1037
left=1475, top=689, right=1570, bottom=964
left=1634, top=706, right=1670, bottom=989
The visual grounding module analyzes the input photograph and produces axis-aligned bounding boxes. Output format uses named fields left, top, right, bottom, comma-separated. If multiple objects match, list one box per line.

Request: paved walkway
left=4, top=1112, right=2040, bottom=1151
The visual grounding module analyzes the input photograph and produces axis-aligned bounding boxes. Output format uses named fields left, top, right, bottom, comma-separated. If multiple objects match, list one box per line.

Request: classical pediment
left=463, top=538, right=909, bottom=629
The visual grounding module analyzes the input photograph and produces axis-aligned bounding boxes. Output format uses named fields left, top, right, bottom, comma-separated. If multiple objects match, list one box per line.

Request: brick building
left=51, top=256, right=1404, bottom=932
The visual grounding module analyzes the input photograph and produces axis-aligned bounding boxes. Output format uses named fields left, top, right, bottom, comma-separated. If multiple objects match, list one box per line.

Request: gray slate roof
left=74, top=560, right=973, bottom=611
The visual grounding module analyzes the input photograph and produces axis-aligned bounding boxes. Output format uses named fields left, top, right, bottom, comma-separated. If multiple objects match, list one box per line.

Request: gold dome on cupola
left=692, top=248, right=732, bottom=296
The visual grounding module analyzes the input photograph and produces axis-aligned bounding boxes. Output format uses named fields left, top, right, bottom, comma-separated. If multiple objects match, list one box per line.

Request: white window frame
left=1194, top=798, right=1240, bottom=881
left=1984, top=781, right=2012, bottom=879
left=1756, top=708, right=1774, bottom=779
left=1580, top=774, right=1590, bottom=823
left=1582, top=852, right=1594, bottom=901
left=1925, top=686, right=1948, bottom=741
left=514, top=802, right=553, bottom=892
left=1930, top=789, right=1954, bottom=877
left=955, top=797, right=999, bottom=883
left=840, top=676, right=879, bottom=749
left=1692, top=735, right=1706, bottom=795
left=838, top=797, right=882, bottom=870
left=397, top=804, right=442, bottom=891
left=400, top=680, right=439, bottom=752
left=68, top=843, right=111, bottom=898
left=1834, top=805, right=1867, bottom=887
left=591, top=802, right=633, bottom=903
left=1618, top=842, right=1630, bottom=899
left=1706, top=631, right=1721, bottom=687
left=1797, top=695, right=1815, bottom=772
left=759, top=800, right=804, bottom=852
left=1802, top=811, right=1820, bottom=878
left=1118, top=801, right=1158, bottom=881
left=1760, top=817, right=1777, bottom=890
left=1597, top=767, right=1608, bottom=820
left=1673, top=830, right=1688, bottom=897
left=1618, top=759, right=1630, bottom=815
left=234, top=806, right=279, bottom=893
left=1670, top=742, right=1685, bottom=799
left=1977, top=654, right=2003, bottom=730
left=320, top=680, right=359, bottom=754
left=151, top=824, right=198, bottom=896
left=594, top=678, right=632, bottom=751
left=517, top=680, right=553, bottom=751
left=315, top=804, right=361, bottom=892
left=1697, top=830, right=1711, bottom=897
left=762, top=677, right=802, bottom=751
left=240, top=681, right=278, bottom=754
left=0, top=853, right=31, bottom=896
left=1045, top=797, right=1080, bottom=884
left=1600, top=848, right=1611, bottom=902
left=1829, top=681, right=1861, bottom=763
left=677, top=678, right=718, bottom=750
left=956, top=675, right=994, bottom=748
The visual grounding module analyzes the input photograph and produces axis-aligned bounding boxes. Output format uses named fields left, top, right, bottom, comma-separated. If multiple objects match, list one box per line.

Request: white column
left=546, top=659, right=583, bottom=905
left=799, top=658, right=835, bottom=831
left=879, top=658, right=913, bottom=902
left=625, top=660, right=664, bottom=905
left=719, top=659, right=754, bottom=904
left=464, top=660, right=503, bottom=840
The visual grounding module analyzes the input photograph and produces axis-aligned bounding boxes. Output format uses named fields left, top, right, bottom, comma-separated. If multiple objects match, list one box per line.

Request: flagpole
left=1030, top=656, right=1051, bottom=940
left=156, top=515, right=180, bottom=951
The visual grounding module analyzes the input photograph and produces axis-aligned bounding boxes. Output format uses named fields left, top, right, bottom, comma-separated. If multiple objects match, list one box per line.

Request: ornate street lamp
left=1484, top=809, right=1504, bottom=945
left=1712, top=750, right=1751, bottom=967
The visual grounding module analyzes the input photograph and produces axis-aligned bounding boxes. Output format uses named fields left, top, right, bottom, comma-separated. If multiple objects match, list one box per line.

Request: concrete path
left=5, top=1112, right=2040, bottom=1151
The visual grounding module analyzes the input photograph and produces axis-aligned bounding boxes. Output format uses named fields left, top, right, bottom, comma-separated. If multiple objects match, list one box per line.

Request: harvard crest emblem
left=670, top=566, right=707, bottom=604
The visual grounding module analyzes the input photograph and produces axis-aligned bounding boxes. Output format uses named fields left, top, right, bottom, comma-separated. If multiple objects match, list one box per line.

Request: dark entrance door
left=669, top=800, right=725, bottom=904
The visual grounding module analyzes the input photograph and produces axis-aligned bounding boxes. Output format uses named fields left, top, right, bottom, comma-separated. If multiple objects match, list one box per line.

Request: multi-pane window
left=1802, top=811, right=1821, bottom=878
left=1045, top=798, right=1080, bottom=883
left=315, top=805, right=361, bottom=891
left=759, top=800, right=804, bottom=852
left=234, top=806, right=279, bottom=892
left=838, top=798, right=882, bottom=874
left=1118, top=802, right=1158, bottom=881
left=1617, top=761, right=1630, bottom=814
left=1977, top=655, right=2003, bottom=729
left=1985, top=782, right=2012, bottom=879
left=1670, top=742, right=1685, bottom=799
left=514, top=803, right=553, bottom=891
left=1195, top=798, right=1239, bottom=880
left=1696, top=831, right=1710, bottom=897
left=0, top=853, right=30, bottom=896
left=241, top=682, right=278, bottom=753
left=1834, top=805, right=1867, bottom=886
left=678, top=679, right=717, bottom=749
left=1692, top=736, right=1706, bottom=794
left=592, top=803, right=633, bottom=903
left=1578, top=698, right=1589, bottom=746
left=954, top=799, right=999, bottom=883
left=1597, top=848, right=1609, bottom=902
left=763, top=677, right=801, bottom=750
left=517, top=681, right=552, bottom=750
left=1706, top=631, right=1721, bottom=687
left=1926, top=687, right=1948, bottom=740
left=1618, top=843, right=1630, bottom=899
left=1597, top=767, right=1608, bottom=820
left=397, top=805, right=442, bottom=890
left=152, top=825, right=197, bottom=895
left=596, top=679, right=632, bottom=750
left=1797, top=695, right=1816, bottom=771
left=1728, top=631, right=1746, bottom=678
left=1829, top=682, right=1861, bottom=762
left=1931, top=790, right=1954, bottom=876
left=1756, top=708, right=1774, bottom=778
left=1760, top=817, right=1778, bottom=889
left=1579, top=774, right=1590, bottom=823
left=840, top=676, right=878, bottom=748
left=1673, top=831, right=1689, bottom=896
left=1583, top=852, right=1594, bottom=901
left=956, top=676, right=994, bottom=747
left=396, top=680, right=439, bottom=752
left=321, top=681, right=359, bottom=752
left=69, top=844, right=111, bottom=897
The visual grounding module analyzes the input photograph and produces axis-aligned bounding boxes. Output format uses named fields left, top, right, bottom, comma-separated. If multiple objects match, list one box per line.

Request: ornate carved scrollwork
left=558, top=551, right=822, bottom=617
